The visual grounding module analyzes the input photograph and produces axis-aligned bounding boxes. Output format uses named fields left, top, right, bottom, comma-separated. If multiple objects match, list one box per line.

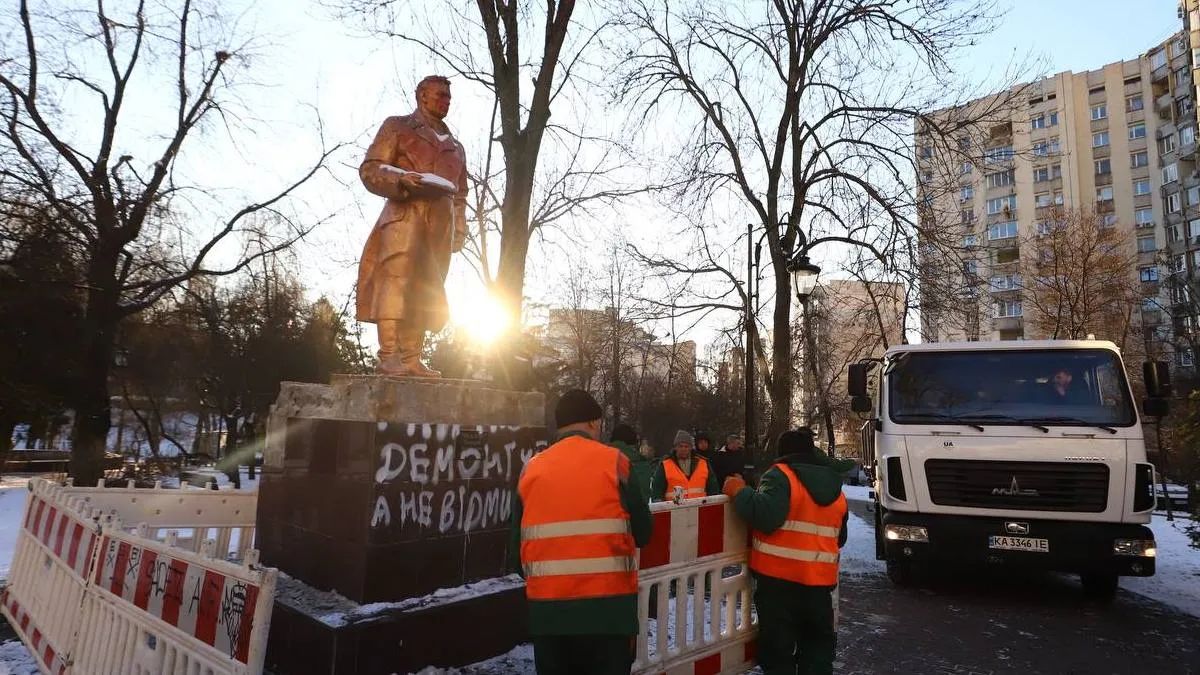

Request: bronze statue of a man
left=357, top=75, right=467, bottom=377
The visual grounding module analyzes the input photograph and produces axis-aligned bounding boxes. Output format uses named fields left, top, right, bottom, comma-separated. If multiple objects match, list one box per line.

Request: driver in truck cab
left=1043, top=367, right=1087, bottom=405
left=721, top=428, right=853, bottom=675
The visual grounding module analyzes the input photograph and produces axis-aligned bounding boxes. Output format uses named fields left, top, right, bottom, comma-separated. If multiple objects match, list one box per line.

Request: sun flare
left=454, top=289, right=514, bottom=347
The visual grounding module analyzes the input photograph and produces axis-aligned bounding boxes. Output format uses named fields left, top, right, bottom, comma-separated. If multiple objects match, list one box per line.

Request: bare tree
left=1022, top=207, right=1142, bottom=346
left=0, top=1, right=344, bottom=484
left=613, top=0, right=1026, bottom=452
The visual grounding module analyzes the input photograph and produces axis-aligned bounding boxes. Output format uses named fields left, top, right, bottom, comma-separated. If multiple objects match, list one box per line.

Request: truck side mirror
left=851, top=395, right=873, bottom=414
left=1142, top=397, right=1169, bottom=419
left=1143, top=361, right=1172, bottom=398
left=848, top=363, right=869, bottom=397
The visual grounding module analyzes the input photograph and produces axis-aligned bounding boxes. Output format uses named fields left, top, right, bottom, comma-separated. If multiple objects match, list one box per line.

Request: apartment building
left=917, top=22, right=1200, bottom=365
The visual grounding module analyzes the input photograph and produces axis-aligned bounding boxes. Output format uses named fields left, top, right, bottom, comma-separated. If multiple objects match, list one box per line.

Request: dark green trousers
left=532, top=634, right=635, bottom=675
left=753, top=574, right=837, bottom=675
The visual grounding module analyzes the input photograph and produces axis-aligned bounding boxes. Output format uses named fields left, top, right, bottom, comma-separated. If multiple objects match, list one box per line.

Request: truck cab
left=850, top=340, right=1166, bottom=599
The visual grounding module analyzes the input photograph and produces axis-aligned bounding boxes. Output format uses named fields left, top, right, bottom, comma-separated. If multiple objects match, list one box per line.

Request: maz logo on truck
left=992, top=476, right=1039, bottom=497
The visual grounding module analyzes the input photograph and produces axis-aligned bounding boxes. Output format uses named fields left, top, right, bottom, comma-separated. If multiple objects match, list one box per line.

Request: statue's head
left=416, top=75, right=452, bottom=121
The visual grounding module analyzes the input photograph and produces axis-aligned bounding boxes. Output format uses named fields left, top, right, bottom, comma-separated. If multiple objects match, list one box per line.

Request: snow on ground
left=1123, top=514, right=1200, bottom=617
left=0, top=479, right=30, bottom=580
left=842, top=484, right=873, bottom=503
left=0, top=638, right=40, bottom=675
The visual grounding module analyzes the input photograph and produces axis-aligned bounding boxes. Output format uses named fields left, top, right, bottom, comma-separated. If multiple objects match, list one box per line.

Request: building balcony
left=1093, top=145, right=1112, bottom=159
left=1097, top=199, right=1116, bottom=213
left=1127, top=108, right=1146, bottom=124
left=1033, top=176, right=1064, bottom=191
left=1090, top=118, right=1109, bottom=133
left=1156, top=91, right=1174, bottom=111
left=992, top=316, right=1024, bottom=332
left=1134, top=193, right=1155, bottom=208
left=1095, top=172, right=1114, bottom=186
left=1131, top=165, right=1152, bottom=179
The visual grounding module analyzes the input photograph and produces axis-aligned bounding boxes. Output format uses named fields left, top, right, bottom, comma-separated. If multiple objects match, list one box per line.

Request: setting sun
left=453, top=289, right=514, bottom=347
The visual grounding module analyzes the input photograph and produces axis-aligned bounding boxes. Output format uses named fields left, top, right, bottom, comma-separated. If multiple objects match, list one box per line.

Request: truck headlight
left=884, top=524, right=929, bottom=543
left=1113, top=539, right=1156, bottom=557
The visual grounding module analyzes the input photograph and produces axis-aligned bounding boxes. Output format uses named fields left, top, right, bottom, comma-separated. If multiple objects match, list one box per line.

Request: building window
left=1129, top=123, right=1147, bottom=140
left=963, top=260, right=978, bottom=275
left=989, top=273, right=1021, bottom=291
left=1140, top=266, right=1160, bottom=282
left=1094, top=158, right=1111, bottom=175
left=1137, top=234, right=1157, bottom=253
left=1092, top=131, right=1110, bottom=147
left=1168, top=223, right=1182, bottom=242
left=994, top=300, right=1023, bottom=318
left=1035, top=193, right=1053, bottom=208
left=1096, top=186, right=1114, bottom=202
left=1134, top=178, right=1152, bottom=196
left=987, top=220, right=1019, bottom=240
left=1172, top=37, right=1187, bottom=58
left=921, top=170, right=934, bottom=183
left=1033, top=166, right=1050, bottom=182
left=984, top=145, right=1014, bottom=164
left=1054, top=191, right=1064, bottom=205
left=1176, top=98, right=1193, bottom=118
left=1188, top=186, right=1200, bottom=206
left=1151, top=49, right=1167, bottom=70
left=961, top=186, right=974, bottom=200
left=1090, top=104, right=1107, bottom=120
left=1169, top=192, right=1182, bottom=213
left=1189, top=218, right=1200, bottom=241
left=1031, top=114, right=1046, bottom=130
left=960, top=208, right=975, bottom=223
left=986, top=170, right=1015, bottom=188
left=961, top=161, right=973, bottom=175
left=1036, top=220, right=1053, bottom=236
left=1135, top=207, right=1154, bottom=226
left=1131, top=151, right=1149, bottom=168
left=1171, top=254, right=1186, bottom=274
left=1182, top=125, right=1197, bottom=147
left=1176, top=67, right=1190, bottom=89
left=1161, top=135, right=1178, bottom=155
left=986, top=195, right=1017, bottom=215
left=1163, top=163, right=1179, bottom=183
left=1102, top=214, right=1118, bottom=227
left=1126, top=95, right=1144, bottom=112
left=958, top=137, right=971, bottom=150
left=963, top=234, right=978, bottom=247
left=920, top=145, right=933, bottom=158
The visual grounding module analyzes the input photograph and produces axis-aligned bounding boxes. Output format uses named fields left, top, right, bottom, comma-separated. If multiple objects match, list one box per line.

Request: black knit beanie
left=777, top=428, right=817, bottom=458
left=611, top=423, right=638, bottom=445
left=555, top=389, right=604, bottom=428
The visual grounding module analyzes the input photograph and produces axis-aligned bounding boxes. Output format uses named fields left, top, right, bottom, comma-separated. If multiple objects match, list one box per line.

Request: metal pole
left=745, top=223, right=756, bottom=473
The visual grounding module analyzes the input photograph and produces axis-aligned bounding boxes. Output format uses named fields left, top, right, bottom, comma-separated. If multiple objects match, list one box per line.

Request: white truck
left=848, top=339, right=1168, bottom=599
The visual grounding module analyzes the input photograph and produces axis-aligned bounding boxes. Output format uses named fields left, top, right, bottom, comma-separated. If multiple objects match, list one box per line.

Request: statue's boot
left=399, top=330, right=441, bottom=378
left=376, top=320, right=410, bottom=376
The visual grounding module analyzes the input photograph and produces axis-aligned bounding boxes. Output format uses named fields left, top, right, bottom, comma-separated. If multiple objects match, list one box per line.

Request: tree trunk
left=221, top=414, right=242, bottom=489
left=69, top=264, right=120, bottom=487
left=767, top=266, right=793, bottom=455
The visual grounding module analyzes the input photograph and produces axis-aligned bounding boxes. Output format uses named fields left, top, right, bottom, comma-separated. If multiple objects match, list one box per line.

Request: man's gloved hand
left=722, top=474, right=747, bottom=499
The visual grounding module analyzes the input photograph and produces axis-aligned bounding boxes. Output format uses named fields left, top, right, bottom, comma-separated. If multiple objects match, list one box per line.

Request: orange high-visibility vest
left=661, top=456, right=710, bottom=500
left=518, top=435, right=637, bottom=601
left=749, top=463, right=847, bottom=586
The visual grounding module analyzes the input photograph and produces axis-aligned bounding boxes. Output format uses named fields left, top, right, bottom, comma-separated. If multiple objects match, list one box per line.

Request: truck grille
left=924, top=459, right=1109, bottom=513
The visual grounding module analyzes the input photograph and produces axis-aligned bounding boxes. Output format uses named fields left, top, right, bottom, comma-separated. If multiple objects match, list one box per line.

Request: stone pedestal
left=257, top=376, right=546, bottom=673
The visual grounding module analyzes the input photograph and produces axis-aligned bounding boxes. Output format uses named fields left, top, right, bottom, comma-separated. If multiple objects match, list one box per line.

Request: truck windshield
left=888, top=349, right=1137, bottom=427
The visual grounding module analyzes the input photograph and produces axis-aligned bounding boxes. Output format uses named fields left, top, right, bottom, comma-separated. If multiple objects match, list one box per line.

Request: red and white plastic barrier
left=634, top=496, right=757, bottom=675
left=1, top=478, right=275, bottom=675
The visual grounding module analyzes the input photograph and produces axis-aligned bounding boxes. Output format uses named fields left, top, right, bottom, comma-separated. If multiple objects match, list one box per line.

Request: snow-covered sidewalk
left=1123, top=514, right=1200, bottom=615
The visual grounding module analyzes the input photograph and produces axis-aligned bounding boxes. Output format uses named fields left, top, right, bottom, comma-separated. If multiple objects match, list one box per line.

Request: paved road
left=834, top=503, right=1199, bottom=675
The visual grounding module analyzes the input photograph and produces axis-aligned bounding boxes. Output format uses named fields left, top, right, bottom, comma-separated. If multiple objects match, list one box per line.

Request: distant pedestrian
left=650, top=430, right=720, bottom=502
left=512, top=390, right=653, bottom=675
left=638, top=441, right=655, bottom=461
left=722, top=427, right=849, bottom=675
left=609, top=423, right=654, bottom=503
left=711, top=433, right=747, bottom=485
left=694, top=431, right=713, bottom=459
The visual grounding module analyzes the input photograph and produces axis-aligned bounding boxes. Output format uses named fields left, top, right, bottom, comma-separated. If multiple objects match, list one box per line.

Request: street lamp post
left=788, top=248, right=822, bottom=435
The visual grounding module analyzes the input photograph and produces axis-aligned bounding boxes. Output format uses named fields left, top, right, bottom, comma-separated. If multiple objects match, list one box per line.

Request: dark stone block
left=265, top=584, right=528, bottom=675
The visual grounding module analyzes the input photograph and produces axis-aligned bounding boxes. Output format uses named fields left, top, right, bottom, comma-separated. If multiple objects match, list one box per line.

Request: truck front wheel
left=886, top=559, right=916, bottom=587
left=1080, top=572, right=1119, bottom=602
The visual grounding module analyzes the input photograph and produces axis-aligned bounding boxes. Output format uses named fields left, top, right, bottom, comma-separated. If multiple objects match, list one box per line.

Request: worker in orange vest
left=722, top=428, right=849, bottom=675
left=511, top=390, right=653, bottom=674
left=649, top=429, right=720, bottom=501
